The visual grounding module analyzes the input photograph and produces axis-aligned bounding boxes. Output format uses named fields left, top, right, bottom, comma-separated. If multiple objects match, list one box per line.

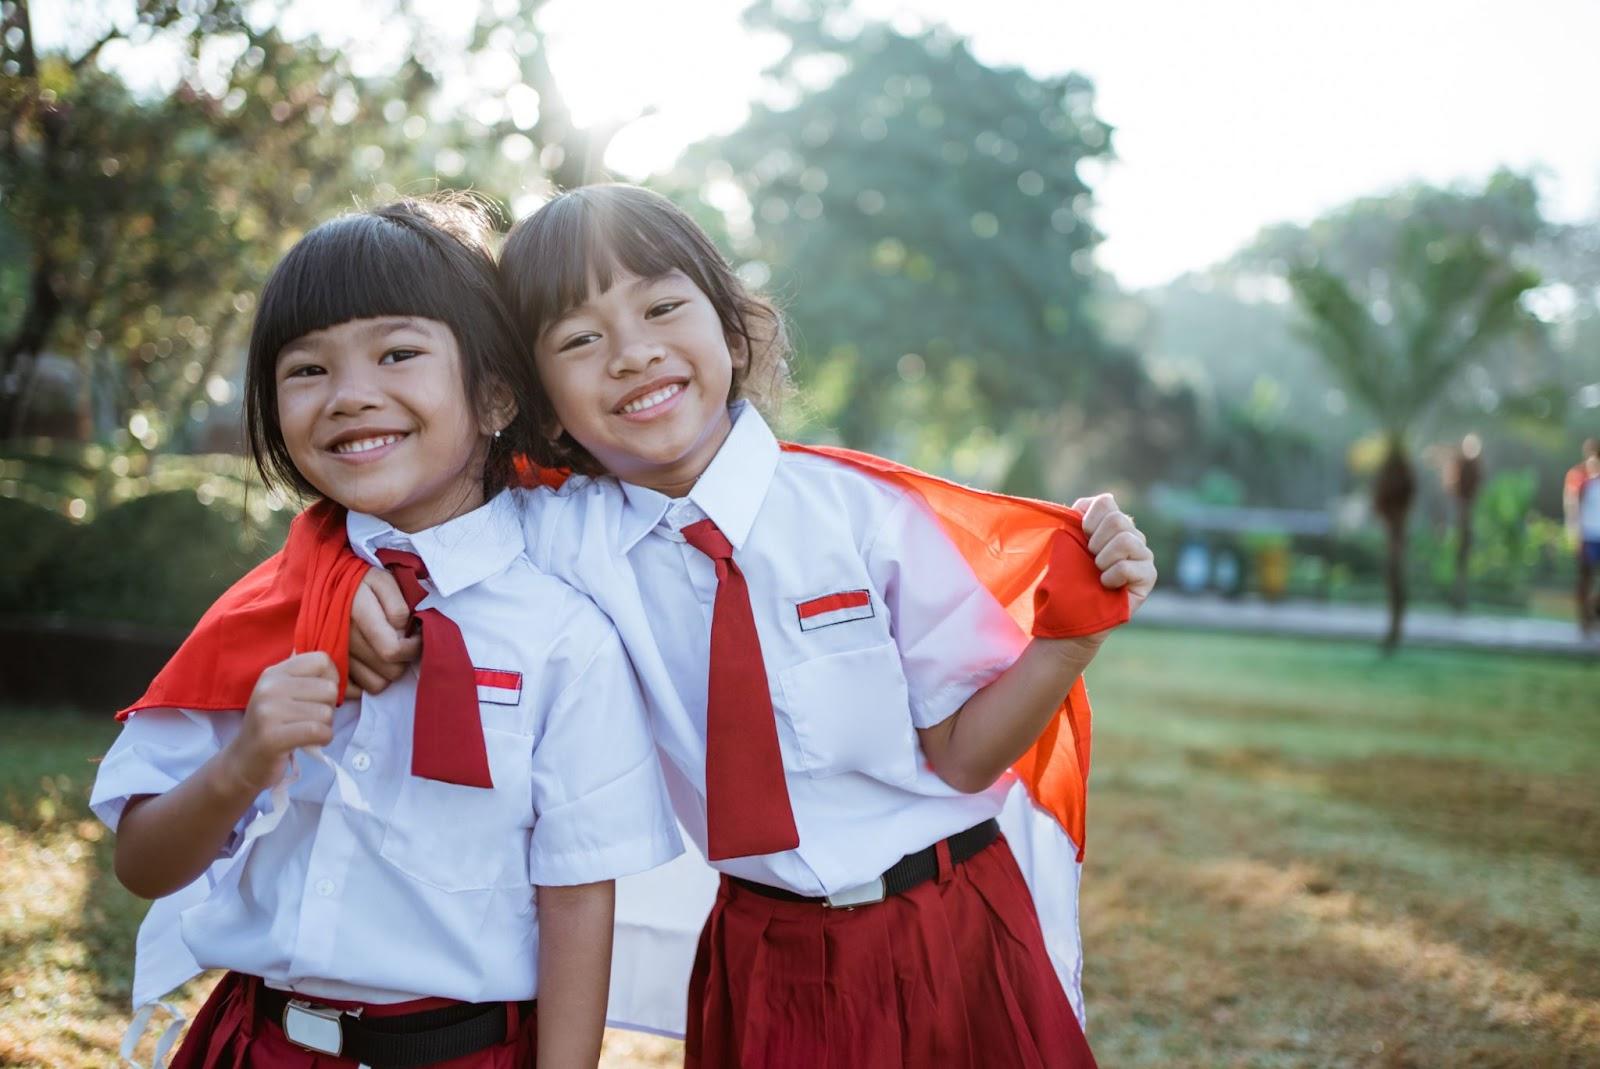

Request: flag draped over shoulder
left=117, top=447, right=1127, bottom=857
left=780, top=443, right=1129, bottom=859
left=117, top=500, right=367, bottom=719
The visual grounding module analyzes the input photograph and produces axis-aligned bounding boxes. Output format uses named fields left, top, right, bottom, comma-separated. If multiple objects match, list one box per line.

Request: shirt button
left=315, top=878, right=335, bottom=898
left=351, top=751, right=372, bottom=772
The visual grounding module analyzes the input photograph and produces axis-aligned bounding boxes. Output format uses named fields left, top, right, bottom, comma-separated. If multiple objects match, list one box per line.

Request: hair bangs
left=244, top=196, right=542, bottom=503
left=251, top=215, right=465, bottom=365
left=504, top=186, right=736, bottom=348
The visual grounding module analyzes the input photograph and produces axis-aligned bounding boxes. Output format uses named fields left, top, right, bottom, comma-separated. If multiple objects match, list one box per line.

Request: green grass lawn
left=2, top=630, right=1596, bottom=1067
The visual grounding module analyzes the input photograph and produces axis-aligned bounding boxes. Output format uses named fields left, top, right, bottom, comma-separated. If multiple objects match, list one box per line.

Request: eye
left=280, top=361, right=324, bottom=380
left=646, top=300, right=685, bottom=319
left=557, top=331, right=600, bottom=354
left=379, top=348, right=423, bottom=364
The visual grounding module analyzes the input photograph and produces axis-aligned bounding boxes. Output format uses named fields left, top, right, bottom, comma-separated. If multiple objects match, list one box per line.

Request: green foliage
left=0, top=496, right=73, bottom=609
left=2, top=483, right=288, bottom=629
left=1288, top=221, right=1539, bottom=438
left=55, top=491, right=283, bottom=628
left=1421, top=469, right=1574, bottom=605
left=676, top=0, right=1136, bottom=471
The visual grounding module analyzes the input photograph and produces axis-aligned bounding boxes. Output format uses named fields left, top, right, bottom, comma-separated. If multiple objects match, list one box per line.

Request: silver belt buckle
left=825, top=875, right=887, bottom=909
left=282, top=998, right=346, bottom=1056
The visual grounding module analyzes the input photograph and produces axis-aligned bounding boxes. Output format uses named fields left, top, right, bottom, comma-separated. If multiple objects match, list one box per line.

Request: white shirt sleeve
left=526, top=624, right=684, bottom=886
left=864, top=491, right=1029, bottom=729
left=89, top=707, right=259, bottom=854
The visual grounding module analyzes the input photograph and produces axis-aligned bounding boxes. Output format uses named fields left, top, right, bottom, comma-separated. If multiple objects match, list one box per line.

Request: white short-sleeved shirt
left=529, top=404, right=1029, bottom=896
left=91, top=490, right=682, bottom=1005
left=1580, top=474, right=1600, bottom=539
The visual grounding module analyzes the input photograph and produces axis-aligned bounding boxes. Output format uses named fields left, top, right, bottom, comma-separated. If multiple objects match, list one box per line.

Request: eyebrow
left=544, top=273, right=681, bottom=340
left=283, top=317, right=430, bottom=354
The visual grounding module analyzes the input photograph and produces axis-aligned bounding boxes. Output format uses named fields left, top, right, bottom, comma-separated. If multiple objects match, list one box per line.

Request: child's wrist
left=1029, top=632, right=1106, bottom=669
left=212, top=741, right=274, bottom=801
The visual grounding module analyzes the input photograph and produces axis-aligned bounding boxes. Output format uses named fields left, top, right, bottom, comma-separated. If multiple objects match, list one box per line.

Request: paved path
left=1136, top=592, right=1600, bottom=658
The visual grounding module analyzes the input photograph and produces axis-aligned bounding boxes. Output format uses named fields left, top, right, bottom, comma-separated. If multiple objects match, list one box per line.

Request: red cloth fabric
left=169, top=973, right=537, bottom=1069
left=682, top=518, right=800, bottom=860
left=375, top=549, right=494, bottom=789
left=118, top=500, right=366, bottom=719
left=684, top=835, right=1097, bottom=1069
left=779, top=443, right=1130, bottom=861
left=122, top=444, right=1128, bottom=859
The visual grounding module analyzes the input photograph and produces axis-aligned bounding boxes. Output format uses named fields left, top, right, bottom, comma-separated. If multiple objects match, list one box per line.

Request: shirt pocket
left=775, top=642, right=919, bottom=786
left=379, top=726, right=535, bottom=892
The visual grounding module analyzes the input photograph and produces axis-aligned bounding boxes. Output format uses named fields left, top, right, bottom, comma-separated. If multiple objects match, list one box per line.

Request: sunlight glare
left=538, top=0, right=778, bottom=177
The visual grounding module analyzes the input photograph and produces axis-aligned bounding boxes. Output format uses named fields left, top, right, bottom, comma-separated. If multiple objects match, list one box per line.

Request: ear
left=726, top=328, right=750, bottom=371
left=480, top=384, right=519, bottom=439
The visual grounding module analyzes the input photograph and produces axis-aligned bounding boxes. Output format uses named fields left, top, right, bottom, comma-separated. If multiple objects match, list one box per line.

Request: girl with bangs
left=92, top=197, right=682, bottom=1069
left=348, top=184, right=1155, bottom=1068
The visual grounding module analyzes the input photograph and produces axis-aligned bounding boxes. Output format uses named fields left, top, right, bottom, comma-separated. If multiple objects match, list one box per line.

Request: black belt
left=731, top=818, right=1001, bottom=907
left=256, top=983, right=533, bottom=1068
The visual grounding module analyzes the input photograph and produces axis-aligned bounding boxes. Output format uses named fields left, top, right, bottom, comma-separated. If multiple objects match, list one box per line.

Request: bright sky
left=41, top=0, right=1600, bottom=290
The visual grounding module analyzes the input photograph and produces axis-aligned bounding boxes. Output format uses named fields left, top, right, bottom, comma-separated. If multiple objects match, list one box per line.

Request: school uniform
left=528, top=404, right=1099, bottom=1068
left=91, top=491, right=683, bottom=1068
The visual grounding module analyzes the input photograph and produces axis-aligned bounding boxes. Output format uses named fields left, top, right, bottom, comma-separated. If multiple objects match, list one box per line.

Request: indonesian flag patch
left=474, top=668, right=523, bottom=706
left=795, top=589, right=875, bottom=631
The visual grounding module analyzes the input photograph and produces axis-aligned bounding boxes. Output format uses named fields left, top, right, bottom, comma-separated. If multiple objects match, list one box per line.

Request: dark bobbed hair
left=244, top=195, right=540, bottom=502
left=498, top=183, right=791, bottom=474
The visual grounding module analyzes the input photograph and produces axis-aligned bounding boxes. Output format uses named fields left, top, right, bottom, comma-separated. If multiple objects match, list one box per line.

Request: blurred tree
left=1288, top=197, right=1538, bottom=649
left=0, top=0, right=628, bottom=455
left=672, top=0, right=1140, bottom=486
left=0, top=0, right=451, bottom=447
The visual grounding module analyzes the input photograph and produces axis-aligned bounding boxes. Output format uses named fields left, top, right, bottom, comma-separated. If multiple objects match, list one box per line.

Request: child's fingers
left=347, top=659, right=393, bottom=696
left=360, top=566, right=412, bottom=633
left=1076, top=493, right=1120, bottom=538
left=283, top=650, right=339, bottom=682
left=273, top=715, right=336, bottom=751
left=1087, top=510, right=1139, bottom=556
left=1101, top=558, right=1158, bottom=596
left=1094, top=529, right=1152, bottom=571
left=1098, top=559, right=1139, bottom=589
left=273, top=670, right=341, bottom=709
left=353, top=591, right=421, bottom=671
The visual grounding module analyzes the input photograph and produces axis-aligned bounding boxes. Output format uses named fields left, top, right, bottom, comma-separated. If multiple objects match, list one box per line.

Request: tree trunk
left=1453, top=501, right=1474, bottom=612
left=1373, top=438, right=1416, bottom=652
left=1446, top=442, right=1483, bottom=613
left=0, top=259, right=63, bottom=440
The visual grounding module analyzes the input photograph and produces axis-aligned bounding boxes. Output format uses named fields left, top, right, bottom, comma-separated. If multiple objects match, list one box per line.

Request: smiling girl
left=457, top=184, right=1150, bottom=1067
left=91, top=197, right=682, bottom=1069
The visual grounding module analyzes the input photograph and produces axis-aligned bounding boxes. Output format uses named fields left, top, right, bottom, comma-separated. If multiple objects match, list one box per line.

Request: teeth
left=620, top=383, right=683, bottom=414
left=333, top=434, right=402, bottom=455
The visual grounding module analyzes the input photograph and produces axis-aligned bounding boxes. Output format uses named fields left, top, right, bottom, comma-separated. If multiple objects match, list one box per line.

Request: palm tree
left=1288, top=224, right=1536, bottom=650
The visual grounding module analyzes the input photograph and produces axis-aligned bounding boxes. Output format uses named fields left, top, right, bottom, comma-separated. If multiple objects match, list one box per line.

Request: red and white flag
left=794, top=589, right=874, bottom=631
left=474, top=668, right=522, bottom=706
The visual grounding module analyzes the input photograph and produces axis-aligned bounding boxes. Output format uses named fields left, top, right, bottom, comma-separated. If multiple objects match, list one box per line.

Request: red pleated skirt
left=686, top=834, right=1097, bottom=1069
left=168, top=972, right=539, bottom=1069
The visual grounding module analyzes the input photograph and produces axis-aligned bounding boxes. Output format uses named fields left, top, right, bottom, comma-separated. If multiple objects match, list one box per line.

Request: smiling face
left=533, top=269, right=746, bottom=496
left=276, top=316, right=504, bottom=532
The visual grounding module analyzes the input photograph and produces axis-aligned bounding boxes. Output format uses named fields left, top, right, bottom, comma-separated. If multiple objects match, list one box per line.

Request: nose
left=327, top=363, right=384, bottom=416
left=607, top=322, right=665, bottom=377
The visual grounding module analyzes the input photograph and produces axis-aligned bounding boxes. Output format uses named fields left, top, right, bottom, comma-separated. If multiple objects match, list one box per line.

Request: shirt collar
left=616, top=401, right=780, bottom=554
left=345, top=490, right=523, bottom=598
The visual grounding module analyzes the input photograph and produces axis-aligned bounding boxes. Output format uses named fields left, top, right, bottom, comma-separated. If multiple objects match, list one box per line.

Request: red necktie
left=374, top=548, right=493, bottom=789
left=681, top=518, right=800, bottom=860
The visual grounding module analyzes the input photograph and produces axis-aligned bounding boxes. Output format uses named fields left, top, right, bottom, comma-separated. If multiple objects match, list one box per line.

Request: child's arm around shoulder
left=893, top=491, right=1155, bottom=793
left=113, top=652, right=338, bottom=898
